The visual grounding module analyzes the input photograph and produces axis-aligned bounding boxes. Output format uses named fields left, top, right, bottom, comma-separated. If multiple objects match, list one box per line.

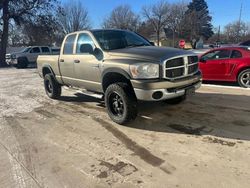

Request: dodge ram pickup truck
left=37, top=29, right=202, bottom=124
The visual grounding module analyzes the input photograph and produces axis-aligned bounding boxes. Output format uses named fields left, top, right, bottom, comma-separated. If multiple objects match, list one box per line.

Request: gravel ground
left=0, top=67, right=250, bottom=188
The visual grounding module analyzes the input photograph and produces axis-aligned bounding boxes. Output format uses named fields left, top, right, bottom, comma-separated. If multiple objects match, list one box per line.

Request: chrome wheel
left=240, top=72, right=250, bottom=88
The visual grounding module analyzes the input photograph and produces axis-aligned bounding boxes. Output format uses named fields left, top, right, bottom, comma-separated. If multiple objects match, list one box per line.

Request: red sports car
left=199, top=46, right=250, bottom=88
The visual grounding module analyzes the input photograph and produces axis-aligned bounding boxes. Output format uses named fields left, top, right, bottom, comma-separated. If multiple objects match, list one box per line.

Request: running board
left=64, top=86, right=104, bottom=99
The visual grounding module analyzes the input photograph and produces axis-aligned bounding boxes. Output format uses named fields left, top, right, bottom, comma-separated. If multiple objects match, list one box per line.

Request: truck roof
left=89, top=29, right=129, bottom=32
left=65, top=29, right=133, bottom=36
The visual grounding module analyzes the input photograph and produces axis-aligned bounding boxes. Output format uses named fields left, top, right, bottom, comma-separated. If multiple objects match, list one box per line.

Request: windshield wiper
left=126, top=43, right=149, bottom=48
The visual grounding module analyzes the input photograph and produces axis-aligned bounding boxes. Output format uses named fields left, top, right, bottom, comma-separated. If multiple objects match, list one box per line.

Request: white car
left=6, top=46, right=60, bottom=68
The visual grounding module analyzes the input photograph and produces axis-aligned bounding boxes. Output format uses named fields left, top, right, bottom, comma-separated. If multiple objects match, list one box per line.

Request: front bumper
left=6, top=58, right=18, bottom=65
left=132, top=71, right=202, bottom=101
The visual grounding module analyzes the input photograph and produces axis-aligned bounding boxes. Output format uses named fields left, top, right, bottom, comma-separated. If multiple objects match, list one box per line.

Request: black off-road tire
left=105, top=83, right=137, bottom=124
left=164, top=95, right=186, bottom=105
left=17, top=57, right=28, bottom=69
left=238, top=69, right=250, bottom=88
left=44, top=73, right=61, bottom=99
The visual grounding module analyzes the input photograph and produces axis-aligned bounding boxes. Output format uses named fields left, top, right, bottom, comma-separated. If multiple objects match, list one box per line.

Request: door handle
left=92, top=64, right=100, bottom=68
left=74, top=59, right=80, bottom=63
left=59, top=59, right=64, bottom=62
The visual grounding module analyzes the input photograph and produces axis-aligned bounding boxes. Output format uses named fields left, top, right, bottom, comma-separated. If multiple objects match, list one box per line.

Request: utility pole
left=237, top=2, right=243, bottom=42
left=217, top=25, right=220, bottom=43
left=239, top=2, right=242, bottom=24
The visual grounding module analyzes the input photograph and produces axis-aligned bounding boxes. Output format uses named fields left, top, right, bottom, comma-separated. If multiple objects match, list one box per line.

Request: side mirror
left=80, top=44, right=94, bottom=54
left=149, top=41, right=155, bottom=46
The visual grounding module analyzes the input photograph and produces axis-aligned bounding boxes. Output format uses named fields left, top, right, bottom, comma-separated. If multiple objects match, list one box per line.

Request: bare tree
left=142, top=1, right=170, bottom=46
left=58, top=0, right=91, bottom=34
left=224, top=21, right=249, bottom=43
left=102, top=5, right=140, bottom=31
left=22, top=15, right=61, bottom=46
left=165, top=1, right=187, bottom=46
left=208, top=21, right=250, bottom=44
left=0, top=0, right=58, bottom=67
left=137, top=21, right=155, bottom=39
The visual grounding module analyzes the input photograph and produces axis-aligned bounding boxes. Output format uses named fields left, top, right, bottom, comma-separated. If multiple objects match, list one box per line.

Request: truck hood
left=107, top=46, right=195, bottom=62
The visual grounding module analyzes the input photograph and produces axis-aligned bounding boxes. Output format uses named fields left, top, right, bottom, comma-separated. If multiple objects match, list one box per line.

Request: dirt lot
left=0, top=68, right=250, bottom=188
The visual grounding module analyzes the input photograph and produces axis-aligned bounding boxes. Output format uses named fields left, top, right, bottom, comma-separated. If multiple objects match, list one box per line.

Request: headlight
left=130, top=63, right=159, bottom=79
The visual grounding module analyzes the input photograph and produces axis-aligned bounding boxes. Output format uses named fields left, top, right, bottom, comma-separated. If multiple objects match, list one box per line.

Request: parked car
left=37, top=29, right=202, bottom=124
left=51, top=47, right=61, bottom=55
left=6, top=46, right=60, bottom=68
left=239, top=40, right=250, bottom=47
left=199, top=46, right=250, bottom=88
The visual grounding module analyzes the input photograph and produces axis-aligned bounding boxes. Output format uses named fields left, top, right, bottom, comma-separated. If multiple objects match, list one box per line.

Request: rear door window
left=41, top=47, right=50, bottom=53
left=63, top=34, right=77, bottom=54
left=231, top=50, right=242, bottom=58
left=30, top=47, right=41, bottom=53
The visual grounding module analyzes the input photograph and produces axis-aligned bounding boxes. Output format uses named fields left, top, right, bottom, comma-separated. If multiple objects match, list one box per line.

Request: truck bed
left=37, top=55, right=60, bottom=78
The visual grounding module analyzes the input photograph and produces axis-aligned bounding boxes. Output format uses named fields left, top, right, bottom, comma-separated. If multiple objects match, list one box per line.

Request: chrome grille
left=163, top=55, right=199, bottom=79
left=5, top=54, right=11, bottom=59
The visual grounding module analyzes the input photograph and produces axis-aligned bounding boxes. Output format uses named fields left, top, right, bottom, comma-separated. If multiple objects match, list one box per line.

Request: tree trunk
left=157, top=30, right=160, bottom=46
left=0, top=0, right=9, bottom=67
left=172, top=29, right=175, bottom=47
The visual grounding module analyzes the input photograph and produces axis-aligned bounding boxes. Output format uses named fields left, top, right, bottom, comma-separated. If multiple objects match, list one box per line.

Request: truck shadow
left=58, top=91, right=250, bottom=141
left=202, top=80, right=239, bottom=87
left=128, top=92, right=250, bottom=141
left=58, top=93, right=106, bottom=108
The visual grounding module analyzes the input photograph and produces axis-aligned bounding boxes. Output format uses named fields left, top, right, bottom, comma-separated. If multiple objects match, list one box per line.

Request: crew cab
left=37, top=29, right=202, bottom=124
left=6, top=46, right=60, bottom=68
left=199, top=46, right=250, bottom=88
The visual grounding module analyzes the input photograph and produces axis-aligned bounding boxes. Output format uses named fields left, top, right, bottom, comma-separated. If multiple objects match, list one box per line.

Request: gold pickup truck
left=37, top=29, right=201, bottom=124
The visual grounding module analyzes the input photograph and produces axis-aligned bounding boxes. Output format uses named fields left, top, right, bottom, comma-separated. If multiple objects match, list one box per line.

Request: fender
left=42, top=64, right=55, bottom=78
left=17, top=56, right=29, bottom=63
left=101, top=67, right=131, bottom=80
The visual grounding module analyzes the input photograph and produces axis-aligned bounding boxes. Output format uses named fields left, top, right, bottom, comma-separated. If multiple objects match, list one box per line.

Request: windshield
left=20, top=47, right=31, bottom=53
left=92, top=30, right=151, bottom=51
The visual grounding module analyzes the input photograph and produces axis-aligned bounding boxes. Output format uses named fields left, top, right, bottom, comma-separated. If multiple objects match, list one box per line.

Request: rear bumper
left=132, top=71, right=202, bottom=101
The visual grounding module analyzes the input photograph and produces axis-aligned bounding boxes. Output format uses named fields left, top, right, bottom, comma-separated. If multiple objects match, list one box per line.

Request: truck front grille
left=5, top=54, right=11, bottom=59
left=164, top=55, right=199, bottom=79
